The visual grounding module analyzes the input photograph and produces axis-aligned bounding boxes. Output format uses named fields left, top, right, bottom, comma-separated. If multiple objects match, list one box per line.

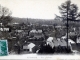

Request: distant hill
left=11, top=17, right=62, bottom=25
left=11, top=17, right=27, bottom=23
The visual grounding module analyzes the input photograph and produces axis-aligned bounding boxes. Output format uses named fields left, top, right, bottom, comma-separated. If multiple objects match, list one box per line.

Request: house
left=68, top=39, right=75, bottom=44
left=27, top=43, right=35, bottom=52
left=69, top=32, right=77, bottom=43
left=46, top=37, right=67, bottom=48
left=68, top=39, right=76, bottom=52
left=46, top=37, right=54, bottom=48
left=23, top=43, right=38, bottom=53
left=77, top=37, right=80, bottom=43
left=61, top=36, right=67, bottom=40
left=30, top=29, right=42, bottom=33
left=29, top=29, right=44, bottom=39
left=15, top=30, right=23, bottom=32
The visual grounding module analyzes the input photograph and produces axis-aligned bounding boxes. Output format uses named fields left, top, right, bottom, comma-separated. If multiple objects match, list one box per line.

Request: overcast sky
left=0, top=0, right=80, bottom=19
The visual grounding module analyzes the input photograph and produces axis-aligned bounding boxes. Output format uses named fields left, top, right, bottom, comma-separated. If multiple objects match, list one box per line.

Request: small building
left=61, top=36, right=67, bottom=40
left=46, top=37, right=54, bottom=48
left=68, top=39, right=76, bottom=52
left=15, top=30, right=23, bottom=32
left=29, top=29, right=44, bottom=39
left=30, top=29, right=42, bottom=33
left=23, top=43, right=38, bottom=53
left=68, top=39, right=75, bottom=44
left=69, top=32, right=77, bottom=43
left=77, top=37, right=80, bottom=43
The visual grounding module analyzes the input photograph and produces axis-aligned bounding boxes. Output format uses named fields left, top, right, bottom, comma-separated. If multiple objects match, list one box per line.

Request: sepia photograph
left=0, top=0, right=80, bottom=59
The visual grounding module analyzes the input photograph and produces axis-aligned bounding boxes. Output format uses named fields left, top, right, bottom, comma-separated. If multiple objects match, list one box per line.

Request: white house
left=68, top=39, right=76, bottom=51
left=23, top=43, right=38, bottom=53
left=46, top=37, right=54, bottom=48
left=27, top=43, right=35, bottom=52
left=77, top=37, right=80, bottom=43
left=29, top=29, right=43, bottom=39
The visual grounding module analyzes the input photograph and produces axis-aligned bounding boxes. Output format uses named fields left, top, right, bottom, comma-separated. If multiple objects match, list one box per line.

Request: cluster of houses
left=1, top=20, right=80, bottom=54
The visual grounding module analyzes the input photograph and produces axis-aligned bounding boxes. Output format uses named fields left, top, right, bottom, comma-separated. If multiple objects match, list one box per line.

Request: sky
left=0, top=0, right=80, bottom=19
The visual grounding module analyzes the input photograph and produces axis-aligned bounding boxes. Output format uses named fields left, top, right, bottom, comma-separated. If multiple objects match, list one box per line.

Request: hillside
left=11, top=17, right=62, bottom=25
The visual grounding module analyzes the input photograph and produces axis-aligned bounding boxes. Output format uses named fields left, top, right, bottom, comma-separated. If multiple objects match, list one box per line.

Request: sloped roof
left=47, top=37, right=53, bottom=42
left=27, top=43, right=35, bottom=49
left=68, top=39, right=75, bottom=44
left=30, top=29, right=37, bottom=33
left=30, top=29, right=42, bottom=33
left=46, top=37, right=54, bottom=48
left=38, top=30, right=42, bottom=33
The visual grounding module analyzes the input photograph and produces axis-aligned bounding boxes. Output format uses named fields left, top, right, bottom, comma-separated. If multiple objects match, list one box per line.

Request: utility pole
left=67, top=1, right=69, bottom=49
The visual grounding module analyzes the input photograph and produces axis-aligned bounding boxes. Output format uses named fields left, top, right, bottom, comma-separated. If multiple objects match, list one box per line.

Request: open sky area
left=0, top=0, right=80, bottom=19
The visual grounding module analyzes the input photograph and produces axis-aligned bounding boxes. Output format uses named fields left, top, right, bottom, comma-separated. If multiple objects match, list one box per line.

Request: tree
left=0, top=5, right=12, bottom=26
left=0, top=5, right=12, bottom=39
left=58, top=0, right=80, bottom=50
left=59, top=0, right=79, bottom=21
